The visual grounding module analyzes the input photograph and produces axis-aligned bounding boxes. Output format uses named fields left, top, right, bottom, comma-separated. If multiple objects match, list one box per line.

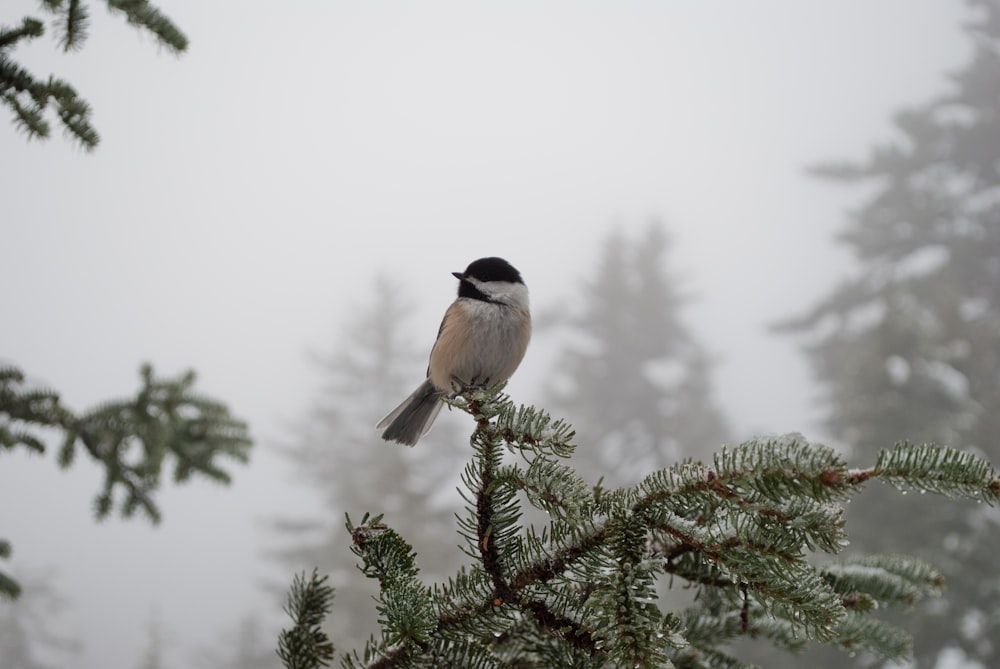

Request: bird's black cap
left=453, top=257, right=524, bottom=285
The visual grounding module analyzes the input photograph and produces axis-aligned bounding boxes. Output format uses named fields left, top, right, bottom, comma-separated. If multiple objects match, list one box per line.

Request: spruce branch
left=586, top=510, right=671, bottom=667
left=450, top=385, right=576, bottom=459
left=2, top=0, right=187, bottom=148
left=279, top=390, right=1000, bottom=667
left=464, top=407, right=600, bottom=656
left=348, top=513, right=437, bottom=649
left=1, top=363, right=250, bottom=601
left=60, top=0, right=90, bottom=51
left=278, top=569, right=336, bottom=669
left=869, top=442, right=1000, bottom=502
left=0, top=570, right=19, bottom=599
left=0, top=539, right=20, bottom=600
left=0, top=17, right=44, bottom=49
left=1, top=43, right=98, bottom=148
left=826, top=612, right=912, bottom=660
left=671, top=645, right=757, bottom=669
left=821, top=555, right=943, bottom=609
left=106, top=0, right=188, bottom=53
left=1, top=363, right=251, bottom=523
left=711, top=434, right=854, bottom=503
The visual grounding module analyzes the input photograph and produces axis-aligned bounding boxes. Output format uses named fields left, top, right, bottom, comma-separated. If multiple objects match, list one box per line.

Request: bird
left=377, top=257, right=531, bottom=446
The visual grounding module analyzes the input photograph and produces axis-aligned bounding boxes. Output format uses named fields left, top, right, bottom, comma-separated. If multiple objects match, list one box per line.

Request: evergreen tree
left=547, top=223, right=730, bottom=486
left=0, top=571, right=80, bottom=669
left=197, top=616, right=280, bottom=669
left=0, top=364, right=252, bottom=598
left=1, top=0, right=187, bottom=150
left=269, top=277, right=467, bottom=651
left=135, top=608, right=169, bottom=669
left=275, top=387, right=1000, bottom=668
left=776, top=1, right=1000, bottom=666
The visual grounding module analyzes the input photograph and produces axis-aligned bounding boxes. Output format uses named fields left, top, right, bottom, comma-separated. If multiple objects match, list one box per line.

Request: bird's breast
left=428, top=300, right=531, bottom=390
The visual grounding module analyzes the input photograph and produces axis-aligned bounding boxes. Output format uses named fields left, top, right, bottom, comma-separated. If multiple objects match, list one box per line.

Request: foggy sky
left=0, top=1, right=969, bottom=666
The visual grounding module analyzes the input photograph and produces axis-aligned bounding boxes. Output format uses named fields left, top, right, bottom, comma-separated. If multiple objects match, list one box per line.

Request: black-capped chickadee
left=377, top=257, right=531, bottom=446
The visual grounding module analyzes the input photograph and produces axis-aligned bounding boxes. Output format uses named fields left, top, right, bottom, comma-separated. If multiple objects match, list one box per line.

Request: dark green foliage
left=106, top=0, right=188, bottom=50
left=873, top=441, right=1000, bottom=499
left=0, top=540, right=19, bottom=601
left=776, top=1, right=1000, bottom=665
left=348, top=514, right=437, bottom=649
left=277, top=389, right=999, bottom=667
left=0, top=363, right=251, bottom=598
left=1, top=0, right=187, bottom=149
left=820, top=555, right=943, bottom=611
left=278, top=569, right=336, bottom=669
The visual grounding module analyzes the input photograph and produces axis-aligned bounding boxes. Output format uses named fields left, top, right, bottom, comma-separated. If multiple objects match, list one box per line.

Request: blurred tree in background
left=775, top=1, right=1000, bottom=666
left=1, top=0, right=186, bottom=150
left=196, top=616, right=277, bottom=669
left=0, top=571, right=80, bottom=669
left=134, top=608, right=168, bottom=669
left=268, top=277, right=467, bottom=651
left=546, top=223, right=731, bottom=487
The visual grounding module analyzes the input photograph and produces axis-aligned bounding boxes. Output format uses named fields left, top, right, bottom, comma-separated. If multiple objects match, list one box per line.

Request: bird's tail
left=376, top=379, right=444, bottom=446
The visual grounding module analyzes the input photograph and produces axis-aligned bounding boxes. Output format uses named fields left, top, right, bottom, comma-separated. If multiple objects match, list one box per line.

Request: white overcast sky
left=1, top=1, right=971, bottom=666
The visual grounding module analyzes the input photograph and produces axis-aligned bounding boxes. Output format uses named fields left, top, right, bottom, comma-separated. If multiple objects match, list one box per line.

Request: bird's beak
left=452, top=271, right=466, bottom=281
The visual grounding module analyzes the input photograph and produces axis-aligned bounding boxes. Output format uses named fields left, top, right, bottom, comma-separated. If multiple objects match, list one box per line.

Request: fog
left=1, top=1, right=969, bottom=666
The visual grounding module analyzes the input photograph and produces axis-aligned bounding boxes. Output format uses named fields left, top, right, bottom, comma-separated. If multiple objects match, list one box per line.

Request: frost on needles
left=277, top=385, right=1000, bottom=669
